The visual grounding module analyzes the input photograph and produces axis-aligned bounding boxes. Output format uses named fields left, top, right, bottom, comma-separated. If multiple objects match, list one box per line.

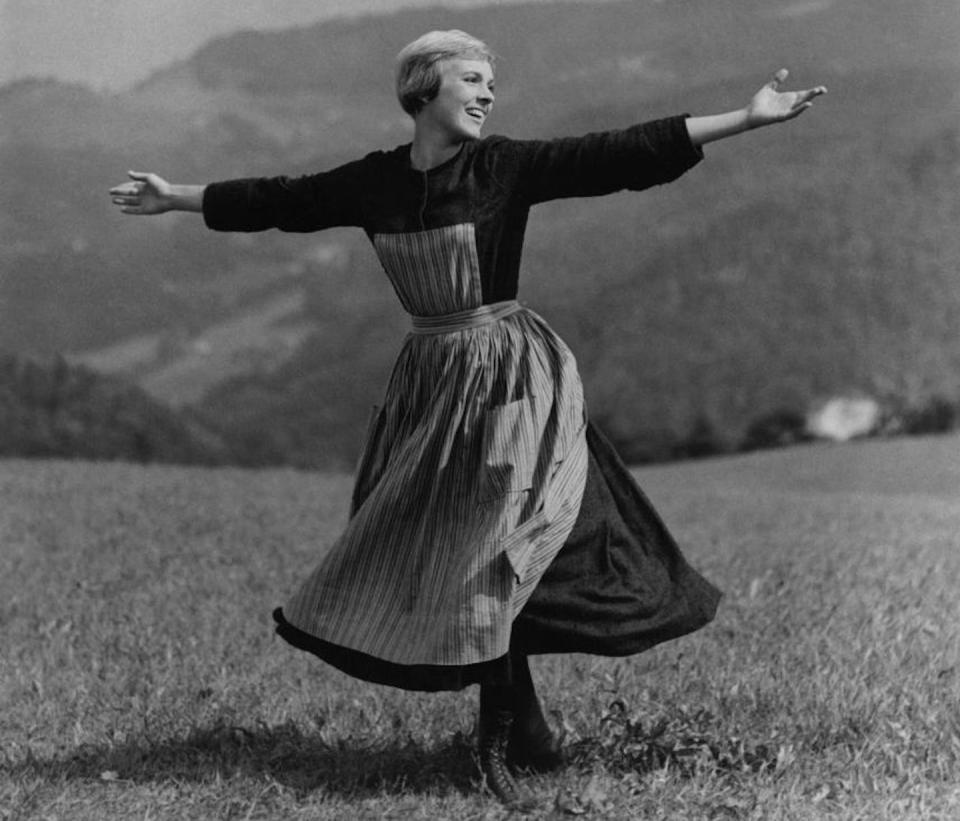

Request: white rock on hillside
left=806, top=397, right=882, bottom=442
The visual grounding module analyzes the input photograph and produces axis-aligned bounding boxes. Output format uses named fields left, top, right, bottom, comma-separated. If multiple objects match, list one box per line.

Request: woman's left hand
left=746, top=69, right=827, bottom=128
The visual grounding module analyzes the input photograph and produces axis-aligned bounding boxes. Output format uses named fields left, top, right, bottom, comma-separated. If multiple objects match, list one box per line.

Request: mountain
left=1, top=0, right=958, bottom=465
left=0, top=0, right=553, bottom=90
left=0, top=353, right=234, bottom=464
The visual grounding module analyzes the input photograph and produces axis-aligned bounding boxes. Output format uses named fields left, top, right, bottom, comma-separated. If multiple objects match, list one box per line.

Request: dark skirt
left=273, top=423, right=722, bottom=691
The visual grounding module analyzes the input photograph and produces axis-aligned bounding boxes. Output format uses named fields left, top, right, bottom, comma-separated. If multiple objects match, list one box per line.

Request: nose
left=478, top=86, right=494, bottom=105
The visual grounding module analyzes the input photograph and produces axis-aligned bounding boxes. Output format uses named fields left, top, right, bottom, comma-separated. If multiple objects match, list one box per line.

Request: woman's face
left=417, top=58, right=495, bottom=143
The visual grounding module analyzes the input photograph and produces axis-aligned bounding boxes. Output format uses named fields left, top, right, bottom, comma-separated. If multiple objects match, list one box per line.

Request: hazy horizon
left=0, top=0, right=610, bottom=91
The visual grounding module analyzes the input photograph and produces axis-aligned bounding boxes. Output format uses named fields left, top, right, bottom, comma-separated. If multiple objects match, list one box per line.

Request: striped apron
left=282, top=224, right=589, bottom=667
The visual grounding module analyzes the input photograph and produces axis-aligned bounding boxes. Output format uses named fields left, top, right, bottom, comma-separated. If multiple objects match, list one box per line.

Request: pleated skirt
left=274, top=423, right=722, bottom=691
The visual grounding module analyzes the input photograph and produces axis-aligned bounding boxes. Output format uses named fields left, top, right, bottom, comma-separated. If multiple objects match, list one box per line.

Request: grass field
left=2, top=435, right=959, bottom=819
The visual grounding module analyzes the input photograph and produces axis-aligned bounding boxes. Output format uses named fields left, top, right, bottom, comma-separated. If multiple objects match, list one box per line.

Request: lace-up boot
left=478, top=686, right=538, bottom=812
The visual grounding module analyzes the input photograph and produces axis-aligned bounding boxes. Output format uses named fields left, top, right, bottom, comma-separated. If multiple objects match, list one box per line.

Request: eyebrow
left=464, top=70, right=495, bottom=87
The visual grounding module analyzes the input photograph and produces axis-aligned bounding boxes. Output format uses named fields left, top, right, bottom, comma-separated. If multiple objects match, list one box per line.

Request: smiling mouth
left=466, top=108, right=486, bottom=122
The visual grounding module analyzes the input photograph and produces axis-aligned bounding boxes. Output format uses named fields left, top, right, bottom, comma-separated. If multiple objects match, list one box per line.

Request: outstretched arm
left=111, top=161, right=369, bottom=232
left=686, top=69, right=827, bottom=147
left=109, top=171, right=205, bottom=215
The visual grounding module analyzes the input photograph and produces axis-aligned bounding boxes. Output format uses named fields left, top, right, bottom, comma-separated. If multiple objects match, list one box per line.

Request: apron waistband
left=410, top=300, right=522, bottom=335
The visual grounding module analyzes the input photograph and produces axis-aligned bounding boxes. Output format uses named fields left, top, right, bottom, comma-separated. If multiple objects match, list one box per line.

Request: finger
left=796, top=87, right=826, bottom=107
left=784, top=102, right=812, bottom=121
left=768, top=67, right=789, bottom=89
left=127, top=170, right=151, bottom=182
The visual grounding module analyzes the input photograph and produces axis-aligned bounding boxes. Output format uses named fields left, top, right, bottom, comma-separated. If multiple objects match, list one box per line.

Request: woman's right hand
left=109, top=171, right=174, bottom=215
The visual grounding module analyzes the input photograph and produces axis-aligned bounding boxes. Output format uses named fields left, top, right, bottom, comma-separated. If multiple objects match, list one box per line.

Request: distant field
left=1, top=435, right=959, bottom=819
left=70, top=289, right=315, bottom=407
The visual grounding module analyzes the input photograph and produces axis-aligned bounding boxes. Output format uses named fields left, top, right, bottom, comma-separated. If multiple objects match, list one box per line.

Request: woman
left=110, top=30, right=825, bottom=810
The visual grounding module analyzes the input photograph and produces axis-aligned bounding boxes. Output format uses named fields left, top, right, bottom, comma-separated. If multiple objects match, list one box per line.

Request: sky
left=0, top=0, right=586, bottom=91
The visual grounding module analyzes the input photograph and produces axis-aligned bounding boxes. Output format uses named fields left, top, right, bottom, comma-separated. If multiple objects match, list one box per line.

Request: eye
left=461, top=72, right=494, bottom=94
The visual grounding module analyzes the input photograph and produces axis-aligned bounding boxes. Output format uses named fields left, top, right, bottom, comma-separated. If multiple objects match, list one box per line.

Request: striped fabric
left=410, top=300, right=522, bottom=335
left=374, top=223, right=483, bottom=315
left=283, top=223, right=588, bottom=666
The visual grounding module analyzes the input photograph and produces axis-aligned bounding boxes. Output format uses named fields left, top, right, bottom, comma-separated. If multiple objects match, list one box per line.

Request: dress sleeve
left=509, top=115, right=703, bottom=205
left=202, top=155, right=371, bottom=233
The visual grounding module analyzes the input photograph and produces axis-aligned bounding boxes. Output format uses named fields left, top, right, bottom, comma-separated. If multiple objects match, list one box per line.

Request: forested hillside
left=0, top=354, right=232, bottom=464
left=2, top=0, right=958, bottom=465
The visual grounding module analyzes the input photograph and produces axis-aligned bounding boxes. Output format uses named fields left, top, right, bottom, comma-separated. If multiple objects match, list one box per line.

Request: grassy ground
left=1, top=435, right=959, bottom=819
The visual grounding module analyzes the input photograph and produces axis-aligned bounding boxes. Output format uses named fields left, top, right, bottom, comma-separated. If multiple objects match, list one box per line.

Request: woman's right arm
left=111, top=154, right=374, bottom=232
left=109, top=171, right=205, bottom=215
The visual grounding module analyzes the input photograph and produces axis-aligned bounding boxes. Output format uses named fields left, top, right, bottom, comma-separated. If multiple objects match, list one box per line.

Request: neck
left=409, top=128, right=465, bottom=171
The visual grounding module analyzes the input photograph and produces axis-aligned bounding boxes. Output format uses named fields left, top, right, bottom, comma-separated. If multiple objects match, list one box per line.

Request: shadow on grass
left=6, top=720, right=479, bottom=798
left=5, top=707, right=785, bottom=798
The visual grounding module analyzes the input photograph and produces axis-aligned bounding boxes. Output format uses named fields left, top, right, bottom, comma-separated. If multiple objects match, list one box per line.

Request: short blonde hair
left=396, top=30, right=495, bottom=117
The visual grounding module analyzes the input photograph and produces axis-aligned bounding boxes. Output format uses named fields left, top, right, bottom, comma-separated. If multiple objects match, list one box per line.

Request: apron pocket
left=479, top=397, right=537, bottom=501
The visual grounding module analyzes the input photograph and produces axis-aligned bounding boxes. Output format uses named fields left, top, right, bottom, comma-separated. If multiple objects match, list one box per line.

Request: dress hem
left=272, top=423, right=723, bottom=693
left=272, top=608, right=514, bottom=691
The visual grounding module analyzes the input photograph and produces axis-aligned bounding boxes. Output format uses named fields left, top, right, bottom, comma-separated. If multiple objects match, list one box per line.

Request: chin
left=457, top=119, right=485, bottom=141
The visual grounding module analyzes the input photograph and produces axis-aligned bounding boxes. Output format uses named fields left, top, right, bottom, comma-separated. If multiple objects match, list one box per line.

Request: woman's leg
left=478, top=681, right=538, bottom=811
left=507, top=651, right=564, bottom=772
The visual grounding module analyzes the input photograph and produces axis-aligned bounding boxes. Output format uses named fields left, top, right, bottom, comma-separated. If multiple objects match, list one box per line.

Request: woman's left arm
left=686, top=69, right=827, bottom=147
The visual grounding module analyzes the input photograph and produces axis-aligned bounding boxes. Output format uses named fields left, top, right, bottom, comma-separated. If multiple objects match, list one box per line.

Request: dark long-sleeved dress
left=202, top=115, right=722, bottom=691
